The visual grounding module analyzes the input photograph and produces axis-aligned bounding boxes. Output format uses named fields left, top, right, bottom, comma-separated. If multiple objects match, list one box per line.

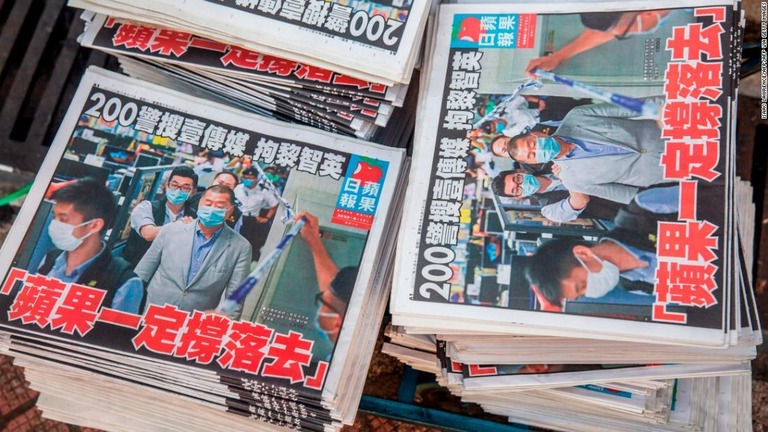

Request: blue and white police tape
left=250, top=162, right=295, bottom=222
left=473, top=79, right=543, bottom=129
left=215, top=216, right=307, bottom=316
left=531, top=69, right=660, bottom=118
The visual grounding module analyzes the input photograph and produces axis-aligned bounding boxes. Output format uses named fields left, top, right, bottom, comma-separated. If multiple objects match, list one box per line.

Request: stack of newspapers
left=72, top=0, right=432, bottom=143
left=389, top=0, right=760, bottom=430
left=0, top=67, right=407, bottom=431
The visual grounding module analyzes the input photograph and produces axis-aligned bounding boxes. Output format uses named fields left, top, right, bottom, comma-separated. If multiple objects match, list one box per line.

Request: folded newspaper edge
left=69, top=0, right=432, bottom=85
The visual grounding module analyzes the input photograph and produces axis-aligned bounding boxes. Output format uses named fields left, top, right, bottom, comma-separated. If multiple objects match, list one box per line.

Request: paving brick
left=0, top=355, right=37, bottom=418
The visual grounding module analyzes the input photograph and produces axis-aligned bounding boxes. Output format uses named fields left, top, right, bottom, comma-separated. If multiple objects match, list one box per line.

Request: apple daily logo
left=330, top=155, right=389, bottom=231
left=450, top=14, right=537, bottom=49
left=457, top=16, right=483, bottom=43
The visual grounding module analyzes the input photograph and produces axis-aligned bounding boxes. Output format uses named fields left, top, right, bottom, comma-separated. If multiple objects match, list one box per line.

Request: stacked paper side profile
left=389, top=1, right=759, bottom=430
left=69, top=0, right=431, bottom=86
left=72, top=3, right=427, bottom=144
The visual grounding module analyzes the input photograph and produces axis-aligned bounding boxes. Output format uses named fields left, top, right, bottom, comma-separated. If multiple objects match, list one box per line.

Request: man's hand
left=180, top=216, right=195, bottom=224
left=551, top=163, right=562, bottom=178
left=568, top=192, right=590, bottom=211
left=295, top=211, right=321, bottom=242
left=255, top=216, right=269, bottom=223
left=525, top=54, right=562, bottom=79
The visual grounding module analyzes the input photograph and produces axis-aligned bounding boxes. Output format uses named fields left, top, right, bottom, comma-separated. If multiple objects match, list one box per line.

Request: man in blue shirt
left=185, top=171, right=242, bottom=230
left=490, top=97, right=667, bottom=205
left=36, top=178, right=144, bottom=314
left=134, top=185, right=252, bottom=319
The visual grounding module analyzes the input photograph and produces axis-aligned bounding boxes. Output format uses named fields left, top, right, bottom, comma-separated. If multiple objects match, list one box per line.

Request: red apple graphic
left=351, top=161, right=383, bottom=184
left=457, top=16, right=482, bottom=42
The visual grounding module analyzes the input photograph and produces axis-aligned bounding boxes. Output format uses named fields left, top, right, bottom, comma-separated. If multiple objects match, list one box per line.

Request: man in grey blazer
left=491, top=97, right=667, bottom=205
left=134, top=185, right=252, bottom=320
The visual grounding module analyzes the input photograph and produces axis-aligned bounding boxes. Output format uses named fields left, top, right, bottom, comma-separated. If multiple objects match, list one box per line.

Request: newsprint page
left=393, top=0, right=740, bottom=347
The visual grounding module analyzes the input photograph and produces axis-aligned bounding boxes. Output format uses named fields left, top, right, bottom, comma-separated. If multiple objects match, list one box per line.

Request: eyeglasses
left=508, top=173, right=523, bottom=197
left=168, top=182, right=194, bottom=193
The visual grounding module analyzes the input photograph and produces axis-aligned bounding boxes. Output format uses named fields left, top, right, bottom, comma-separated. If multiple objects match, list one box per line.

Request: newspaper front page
left=393, top=0, right=738, bottom=346
left=0, top=67, right=404, bottom=428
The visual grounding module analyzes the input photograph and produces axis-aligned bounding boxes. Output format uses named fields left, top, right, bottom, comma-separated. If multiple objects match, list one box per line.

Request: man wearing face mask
left=525, top=185, right=681, bottom=306
left=524, top=10, right=673, bottom=79
left=134, top=185, right=252, bottom=319
left=121, top=166, right=198, bottom=268
left=293, top=211, right=358, bottom=347
left=490, top=170, right=565, bottom=199
left=490, top=96, right=666, bottom=205
left=234, top=167, right=279, bottom=261
left=185, top=171, right=242, bottom=229
left=36, top=178, right=144, bottom=314
left=490, top=170, right=623, bottom=222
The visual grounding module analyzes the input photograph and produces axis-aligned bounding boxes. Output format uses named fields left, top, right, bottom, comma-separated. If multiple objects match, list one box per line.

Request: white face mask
left=48, top=219, right=94, bottom=251
left=630, top=12, right=668, bottom=36
left=575, top=253, right=620, bottom=298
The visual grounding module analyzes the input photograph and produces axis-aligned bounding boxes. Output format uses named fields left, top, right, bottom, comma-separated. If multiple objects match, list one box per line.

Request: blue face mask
left=519, top=174, right=541, bottom=197
left=165, top=189, right=190, bottom=205
left=197, top=205, right=228, bottom=227
left=242, top=178, right=256, bottom=188
left=535, top=137, right=560, bottom=163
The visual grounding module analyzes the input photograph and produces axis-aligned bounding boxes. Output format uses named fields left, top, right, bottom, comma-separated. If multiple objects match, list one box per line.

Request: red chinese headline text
left=104, top=18, right=387, bottom=94
left=0, top=268, right=328, bottom=389
left=654, top=7, right=726, bottom=323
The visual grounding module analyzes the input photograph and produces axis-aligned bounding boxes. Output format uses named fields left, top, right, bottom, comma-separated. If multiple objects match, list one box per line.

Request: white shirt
left=233, top=183, right=279, bottom=217
left=193, top=158, right=225, bottom=176
left=494, top=96, right=540, bottom=138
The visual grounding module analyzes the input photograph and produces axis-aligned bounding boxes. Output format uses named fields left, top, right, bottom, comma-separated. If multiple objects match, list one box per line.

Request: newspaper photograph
left=394, top=0, right=737, bottom=345
left=0, top=67, right=404, bottom=416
